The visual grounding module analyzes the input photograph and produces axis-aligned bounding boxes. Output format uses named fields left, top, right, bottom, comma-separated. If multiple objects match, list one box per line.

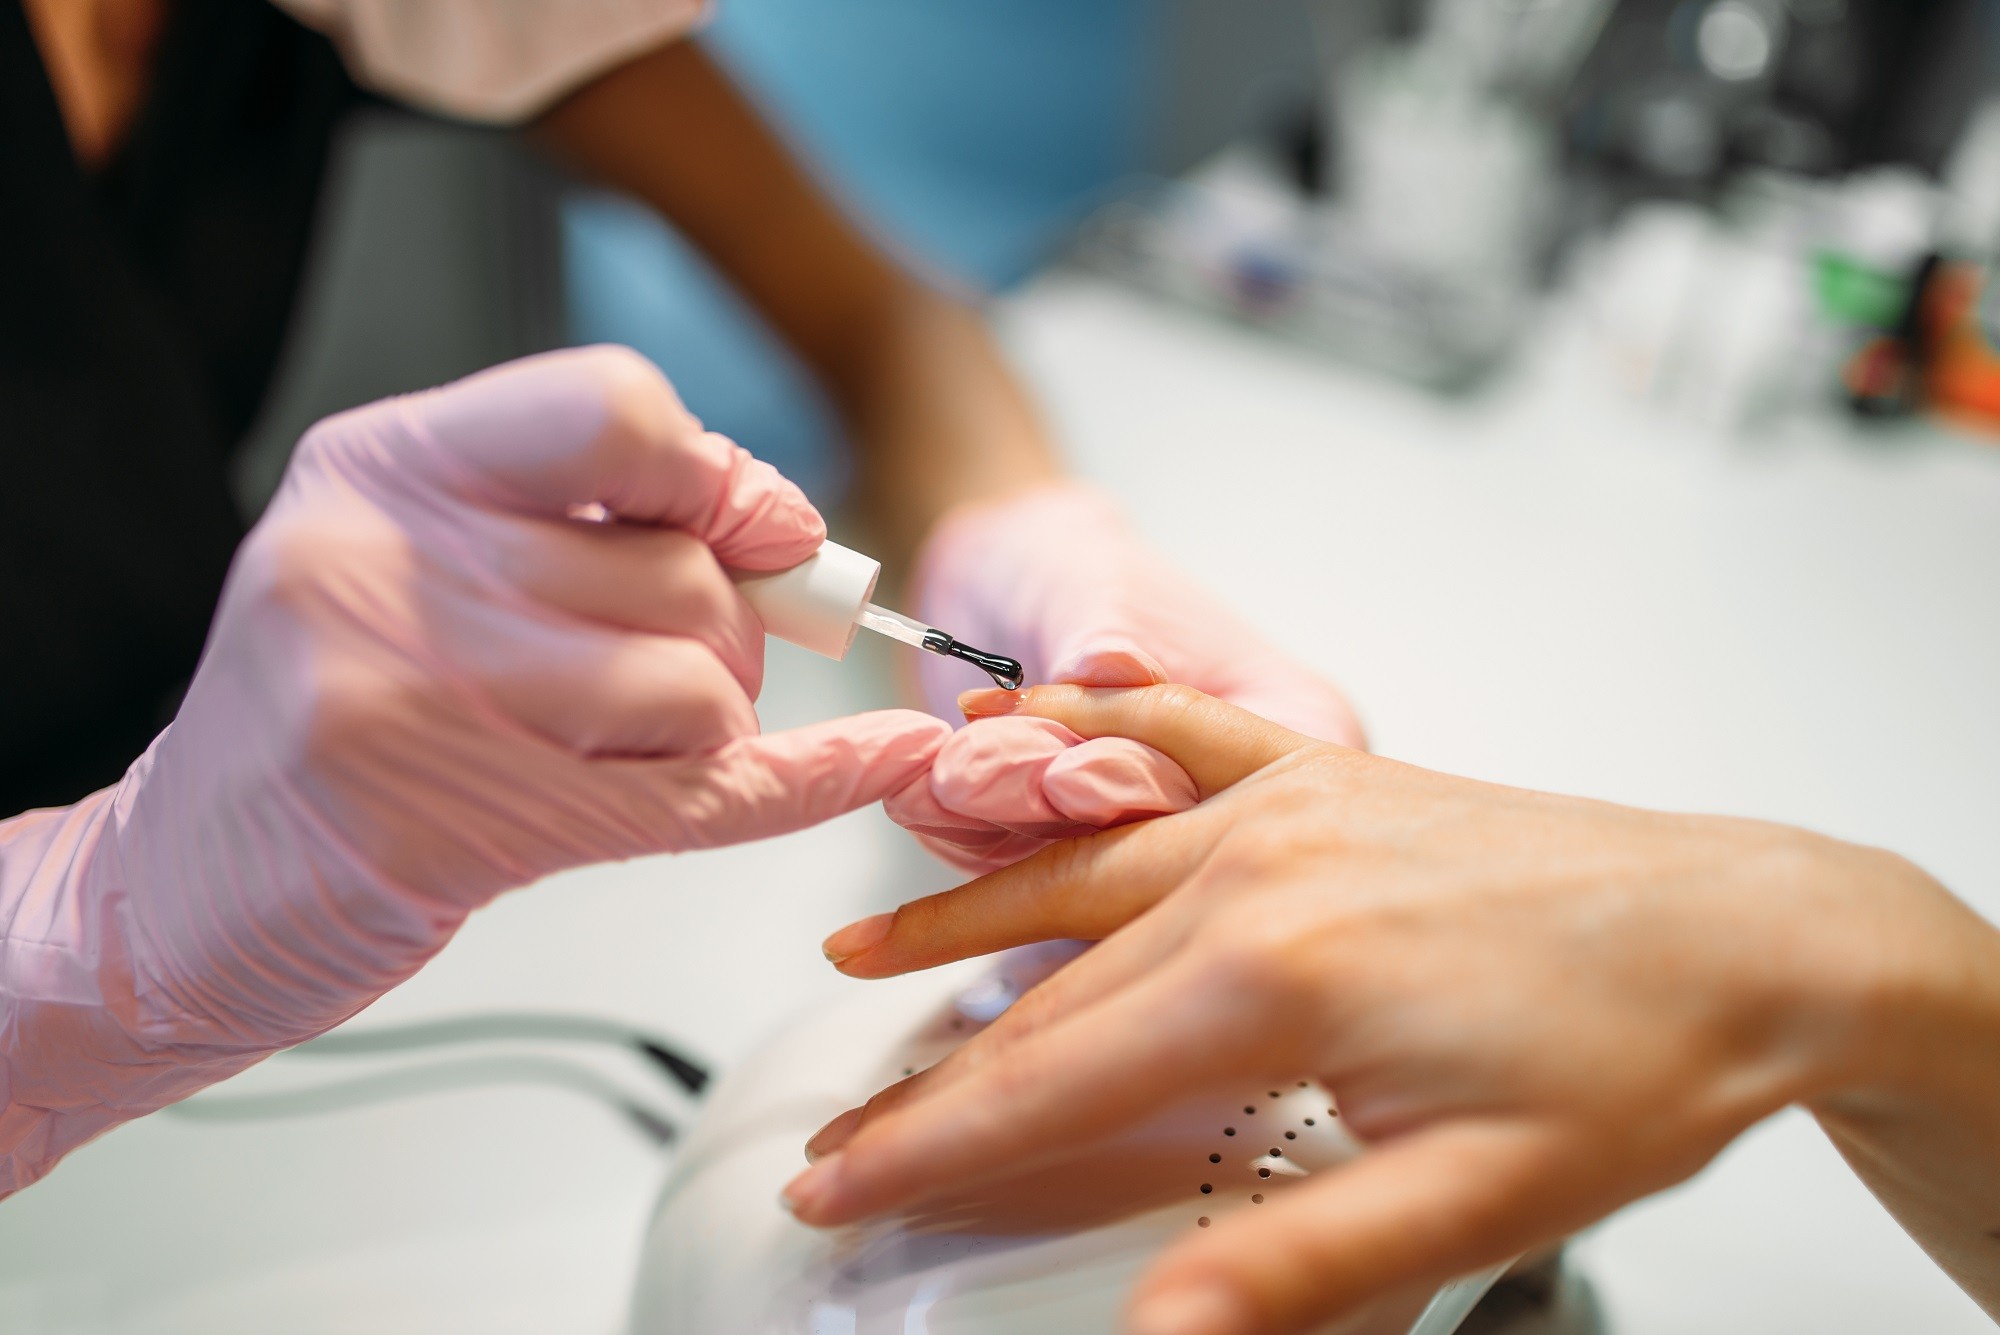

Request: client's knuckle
left=980, top=1045, right=1050, bottom=1105
left=1195, top=928, right=1283, bottom=1001
left=1202, top=834, right=1288, bottom=884
left=1029, top=835, right=1101, bottom=909
left=1139, top=682, right=1207, bottom=726
left=889, top=891, right=954, bottom=943
left=1198, top=915, right=1320, bottom=1014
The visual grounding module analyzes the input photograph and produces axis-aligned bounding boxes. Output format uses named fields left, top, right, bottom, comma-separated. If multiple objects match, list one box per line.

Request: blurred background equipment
left=248, top=0, right=2000, bottom=506
left=1073, top=0, right=2000, bottom=422
left=239, top=0, right=2000, bottom=517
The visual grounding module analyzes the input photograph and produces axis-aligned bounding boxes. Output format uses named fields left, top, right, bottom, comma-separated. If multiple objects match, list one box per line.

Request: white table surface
left=3, top=271, right=1995, bottom=1334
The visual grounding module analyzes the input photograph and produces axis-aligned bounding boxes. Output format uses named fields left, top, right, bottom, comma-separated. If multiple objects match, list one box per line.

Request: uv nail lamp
left=629, top=949, right=1503, bottom=1334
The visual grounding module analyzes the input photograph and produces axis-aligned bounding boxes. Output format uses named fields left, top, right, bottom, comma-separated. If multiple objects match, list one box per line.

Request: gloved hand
left=0, top=346, right=949, bottom=1195
left=889, top=483, right=1362, bottom=872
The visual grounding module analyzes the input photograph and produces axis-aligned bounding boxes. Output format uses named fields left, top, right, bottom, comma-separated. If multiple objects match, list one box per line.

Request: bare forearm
left=1804, top=857, right=2000, bottom=1317
left=1818, top=1104, right=2000, bottom=1318
left=534, top=41, right=1060, bottom=574
left=830, top=288, right=1058, bottom=572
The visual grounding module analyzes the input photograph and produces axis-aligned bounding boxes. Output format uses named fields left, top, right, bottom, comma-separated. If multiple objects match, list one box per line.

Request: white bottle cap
left=730, top=541, right=882, bottom=661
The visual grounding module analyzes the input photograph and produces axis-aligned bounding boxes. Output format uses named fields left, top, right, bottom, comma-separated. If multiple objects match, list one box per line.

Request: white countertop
left=3, top=271, right=1995, bottom=1333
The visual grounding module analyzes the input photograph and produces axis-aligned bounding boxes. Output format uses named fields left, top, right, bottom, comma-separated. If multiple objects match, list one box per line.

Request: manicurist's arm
left=532, top=40, right=1062, bottom=572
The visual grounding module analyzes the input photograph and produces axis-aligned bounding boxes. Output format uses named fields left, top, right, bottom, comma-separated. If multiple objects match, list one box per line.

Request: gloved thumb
left=388, top=346, right=826, bottom=571
left=1047, top=636, right=1169, bottom=689
left=653, top=710, right=953, bottom=849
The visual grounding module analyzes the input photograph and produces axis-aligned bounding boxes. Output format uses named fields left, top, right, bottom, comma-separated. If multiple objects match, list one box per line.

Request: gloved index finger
left=407, top=346, right=825, bottom=571
left=968, top=684, right=1313, bottom=800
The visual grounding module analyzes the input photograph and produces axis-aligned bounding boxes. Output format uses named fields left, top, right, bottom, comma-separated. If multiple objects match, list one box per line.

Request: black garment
left=0, top=0, right=362, bottom=812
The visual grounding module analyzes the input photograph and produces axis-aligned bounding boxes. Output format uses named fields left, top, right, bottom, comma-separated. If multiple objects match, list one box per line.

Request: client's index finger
left=826, top=814, right=1209, bottom=978
left=974, top=684, right=1309, bottom=799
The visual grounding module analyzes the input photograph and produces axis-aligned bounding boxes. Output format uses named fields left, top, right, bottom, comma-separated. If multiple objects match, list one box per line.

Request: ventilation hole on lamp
left=1209, top=1153, right=1222, bottom=1164
left=1224, top=1127, right=1237, bottom=1137
left=1252, top=1193, right=1265, bottom=1204
left=1243, top=1106, right=1257, bottom=1115
left=1198, top=1217, right=1211, bottom=1228
left=902, top=1068, right=914, bottom=1077
left=1259, top=1168, right=1272, bottom=1178
left=1200, top=1184, right=1213, bottom=1195
left=1267, top=1090, right=1281, bottom=1099
left=1297, top=1081, right=1308, bottom=1088
left=1329, top=1108, right=1338, bottom=1116
left=1285, top=1131, right=1297, bottom=1140
left=1304, top=1118, right=1315, bottom=1126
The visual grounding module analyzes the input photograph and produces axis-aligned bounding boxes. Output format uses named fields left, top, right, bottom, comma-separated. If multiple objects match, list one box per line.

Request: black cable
left=289, top=1012, right=710, bottom=1096
left=166, top=1054, right=679, bottom=1146
left=635, top=1040, right=710, bottom=1096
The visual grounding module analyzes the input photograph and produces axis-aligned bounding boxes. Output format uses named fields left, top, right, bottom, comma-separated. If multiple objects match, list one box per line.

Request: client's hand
left=794, top=685, right=2000, bottom=1335
left=895, top=483, right=1362, bottom=872
left=0, top=347, right=948, bottom=1195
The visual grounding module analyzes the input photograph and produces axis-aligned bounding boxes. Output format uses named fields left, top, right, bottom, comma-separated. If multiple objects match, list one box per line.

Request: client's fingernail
left=1127, top=1286, right=1252, bottom=1335
left=822, top=913, right=894, bottom=965
left=779, top=1157, right=840, bottom=1224
left=960, top=687, right=1027, bottom=718
left=805, top=1107, right=863, bottom=1162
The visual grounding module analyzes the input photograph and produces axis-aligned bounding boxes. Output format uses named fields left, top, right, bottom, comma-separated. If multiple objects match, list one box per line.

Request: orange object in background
left=1921, top=261, right=2000, bottom=433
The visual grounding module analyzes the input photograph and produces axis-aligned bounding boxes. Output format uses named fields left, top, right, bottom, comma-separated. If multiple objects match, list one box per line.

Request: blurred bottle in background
left=1079, top=0, right=2000, bottom=438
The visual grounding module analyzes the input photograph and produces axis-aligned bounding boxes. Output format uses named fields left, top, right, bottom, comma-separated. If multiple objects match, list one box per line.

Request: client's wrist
left=1785, top=843, right=2000, bottom=1121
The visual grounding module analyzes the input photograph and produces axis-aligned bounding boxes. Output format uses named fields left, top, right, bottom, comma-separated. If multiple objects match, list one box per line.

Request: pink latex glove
left=885, top=716, right=1197, bottom=873
left=0, top=346, right=949, bottom=1196
left=890, top=483, right=1363, bottom=872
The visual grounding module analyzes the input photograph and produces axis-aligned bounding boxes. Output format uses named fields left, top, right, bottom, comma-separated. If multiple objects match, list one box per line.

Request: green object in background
left=1813, top=251, right=1912, bottom=329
